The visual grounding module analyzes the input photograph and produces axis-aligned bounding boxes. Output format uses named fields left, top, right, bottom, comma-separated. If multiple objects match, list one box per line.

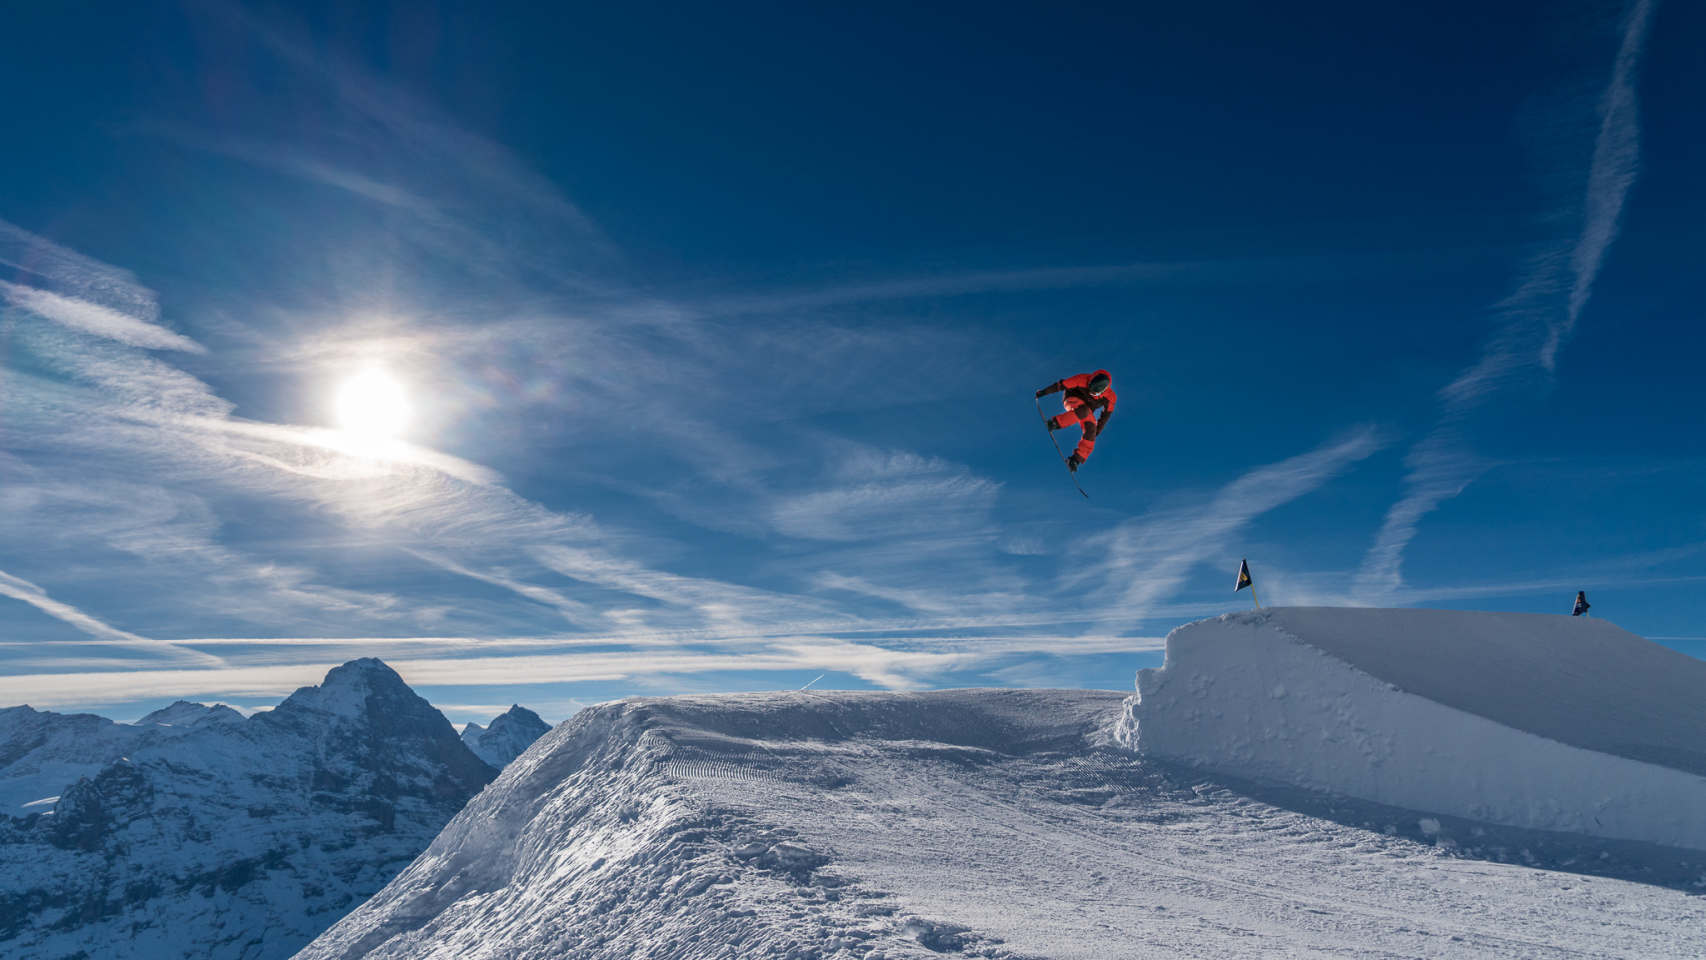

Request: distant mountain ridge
left=137, top=700, right=245, bottom=728
left=461, top=704, right=551, bottom=768
left=0, top=659, right=514, bottom=960
left=0, top=698, right=250, bottom=814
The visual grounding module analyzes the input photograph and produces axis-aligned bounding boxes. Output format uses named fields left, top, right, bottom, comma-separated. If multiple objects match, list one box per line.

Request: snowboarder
left=1572, top=591, right=1591, bottom=616
left=1035, top=369, right=1116, bottom=473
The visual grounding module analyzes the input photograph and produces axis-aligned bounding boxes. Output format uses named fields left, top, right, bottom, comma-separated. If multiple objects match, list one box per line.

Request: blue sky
left=1, top=0, right=1699, bottom=726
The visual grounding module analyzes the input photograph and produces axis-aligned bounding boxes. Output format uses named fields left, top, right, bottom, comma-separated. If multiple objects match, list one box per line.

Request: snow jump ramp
left=1119, top=607, right=1706, bottom=851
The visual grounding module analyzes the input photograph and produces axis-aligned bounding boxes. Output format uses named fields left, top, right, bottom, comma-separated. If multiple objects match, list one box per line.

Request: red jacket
left=1041, top=369, right=1117, bottom=436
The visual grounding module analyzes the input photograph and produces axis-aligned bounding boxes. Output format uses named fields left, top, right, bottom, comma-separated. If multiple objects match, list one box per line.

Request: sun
left=334, top=368, right=411, bottom=440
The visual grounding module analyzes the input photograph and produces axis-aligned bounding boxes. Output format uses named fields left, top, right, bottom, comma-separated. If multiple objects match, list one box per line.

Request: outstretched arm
left=1035, top=380, right=1064, bottom=398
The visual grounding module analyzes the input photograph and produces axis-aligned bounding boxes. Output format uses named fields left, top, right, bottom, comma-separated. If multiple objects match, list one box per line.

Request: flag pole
left=1235, top=558, right=1260, bottom=609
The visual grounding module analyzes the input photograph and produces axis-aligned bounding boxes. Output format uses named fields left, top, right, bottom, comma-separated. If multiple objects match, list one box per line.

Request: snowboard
left=1035, top=396, right=1090, bottom=499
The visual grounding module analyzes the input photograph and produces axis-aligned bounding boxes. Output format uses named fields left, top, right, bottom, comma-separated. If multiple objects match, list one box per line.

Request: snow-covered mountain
left=0, top=699, right=250, bottom=815
left=137, top=700, right=246, bottom=730
left=1, top=705, right=141, bottom=815
left=0, top=659, right=496, bottom=960
left=461, top=705, right=550, bottom=769
left=295, top=613, right=1706, bottom=960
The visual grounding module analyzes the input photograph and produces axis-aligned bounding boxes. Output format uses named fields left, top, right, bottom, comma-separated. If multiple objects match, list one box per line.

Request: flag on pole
left=1235, top=558, right=1260, bottom=609
left=1572, top=591, right=1590, bottom=616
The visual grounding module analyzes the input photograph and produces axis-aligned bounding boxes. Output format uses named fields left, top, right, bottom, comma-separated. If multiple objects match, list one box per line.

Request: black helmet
left=1088, top=372, right=1111, bottom=396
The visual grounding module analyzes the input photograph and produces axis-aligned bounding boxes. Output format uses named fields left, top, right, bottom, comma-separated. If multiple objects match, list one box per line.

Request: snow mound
left=296, top=688, right=1706, bottom=960
left=1122, top=608, right=1706, bottom=850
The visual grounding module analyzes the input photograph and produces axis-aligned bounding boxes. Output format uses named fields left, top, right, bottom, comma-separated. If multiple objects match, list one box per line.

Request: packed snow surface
left=1125, top=608, right=1706, bottom=850
left=296, top=687, right=1706, bottom=960
left=1233, top=607, right=1706, bottom=772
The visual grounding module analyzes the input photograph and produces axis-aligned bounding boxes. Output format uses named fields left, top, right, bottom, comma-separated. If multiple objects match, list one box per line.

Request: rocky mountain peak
left=270, top=658, right=433, bottom=729
left=461, top=703, right=551, bottom=769
left=500, top=704, right=544, bottom=724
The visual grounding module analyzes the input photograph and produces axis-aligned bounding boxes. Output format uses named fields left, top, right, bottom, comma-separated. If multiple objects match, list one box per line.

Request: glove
left=1067, top=453, right=1084, bottom=472
left=1035, top=387, right=1050, bottom=398
left=1035, top=381, right=1061, bottom=398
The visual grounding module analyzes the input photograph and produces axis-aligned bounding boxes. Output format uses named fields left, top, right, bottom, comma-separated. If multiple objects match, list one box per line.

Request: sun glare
left=334, top=368, right=411, bottom=441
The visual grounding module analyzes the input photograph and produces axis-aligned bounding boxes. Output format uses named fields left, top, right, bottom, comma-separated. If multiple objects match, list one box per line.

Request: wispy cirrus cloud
left=0, top=568, right=222, bottom=667
left=1553, top=0, right=1655, bottom=370
left=700, top=261, right=1193, bottom=317
left=771, top=449, right=1000, bottom=543
left=1086, top=428, right=1386, bottom=614
left=1354, top=0, right=1656, bottom=603
left=0, top=476, right=412, bottom=629
left=529, top=543, right=845, bottom=636
left=1, top=282, right=204, bottom=354
left=169, top=0, right=618, bottom=302
left=172, top=415, right=501, bottom=486
left=0, top=627, right=1165, bottom=709
left=405, top=548, right=603, bottom=628
left=0, top=220, right=160, bottom=322
left=144, top=130, right=441, bottom=216
left=812, top=572, right=1004, bottom=618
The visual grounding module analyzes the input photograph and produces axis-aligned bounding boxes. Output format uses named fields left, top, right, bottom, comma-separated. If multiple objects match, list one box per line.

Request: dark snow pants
left=1049, top=400, right=1100, bottom=459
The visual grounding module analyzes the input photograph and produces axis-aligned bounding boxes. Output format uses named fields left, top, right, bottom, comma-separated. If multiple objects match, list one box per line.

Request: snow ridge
left=297, top=690, right=1120, bottom=960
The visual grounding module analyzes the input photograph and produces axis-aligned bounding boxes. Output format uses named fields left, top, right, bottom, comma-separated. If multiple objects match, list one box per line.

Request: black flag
left=1235, top=558, right=1253, bottom=593
left=1573, top=591, right=1590, bottom=616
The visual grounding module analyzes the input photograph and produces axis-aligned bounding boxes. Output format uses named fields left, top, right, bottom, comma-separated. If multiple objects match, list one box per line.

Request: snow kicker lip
left=1125, top=608, right=1706, bottom=852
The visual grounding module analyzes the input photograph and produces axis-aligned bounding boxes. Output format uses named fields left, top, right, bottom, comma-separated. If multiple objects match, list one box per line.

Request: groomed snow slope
left=296, top=689, right=1706, bottom=960
left=1123, top=608, right=1706, bottom=851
